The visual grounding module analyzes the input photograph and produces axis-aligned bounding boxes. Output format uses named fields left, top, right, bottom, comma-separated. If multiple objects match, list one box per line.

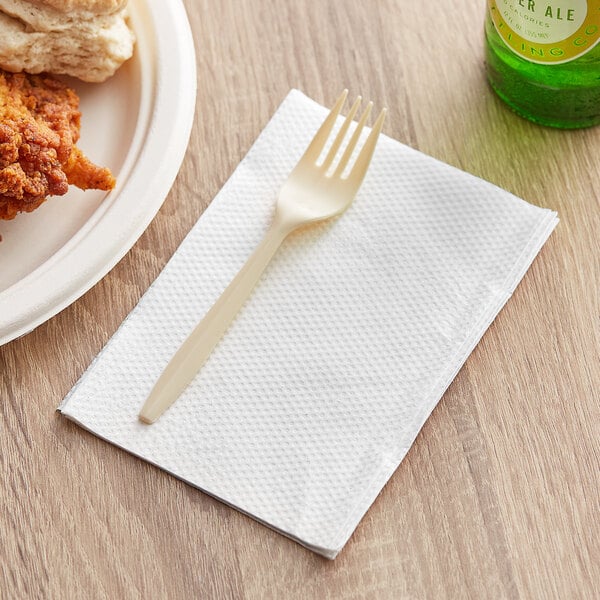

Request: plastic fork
left=139, top=90, right=386, bottom=423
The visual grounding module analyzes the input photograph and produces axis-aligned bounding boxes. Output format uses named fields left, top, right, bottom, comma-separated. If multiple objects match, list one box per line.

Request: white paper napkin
left=59, top=89, right=558, bottom=559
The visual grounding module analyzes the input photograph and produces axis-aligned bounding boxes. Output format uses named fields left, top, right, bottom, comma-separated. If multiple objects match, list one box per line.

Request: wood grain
left=1, top=0, right=599, bottom=598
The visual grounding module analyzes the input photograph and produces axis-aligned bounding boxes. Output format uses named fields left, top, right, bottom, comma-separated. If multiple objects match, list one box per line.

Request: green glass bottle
left=485, top=0, right=600, bottom=128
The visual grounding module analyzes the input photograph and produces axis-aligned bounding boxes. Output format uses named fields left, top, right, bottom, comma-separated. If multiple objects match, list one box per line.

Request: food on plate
left=0, top=69, right=115, bottom=220
left=0, top=0, right=135, bottom=220
left=0, top=0, right=135, bottom=82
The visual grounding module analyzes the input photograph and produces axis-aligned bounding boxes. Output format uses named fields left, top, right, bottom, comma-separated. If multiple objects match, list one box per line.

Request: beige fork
left=139, top=90, right=386, bottom=424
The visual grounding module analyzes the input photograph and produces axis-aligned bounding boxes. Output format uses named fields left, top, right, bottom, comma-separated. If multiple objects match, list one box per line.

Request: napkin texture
left=60, top=89, right=558, bottom=558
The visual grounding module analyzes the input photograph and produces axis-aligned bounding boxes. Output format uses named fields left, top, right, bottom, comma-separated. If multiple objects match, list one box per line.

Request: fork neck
left=271, top=209, right=301, bottom=237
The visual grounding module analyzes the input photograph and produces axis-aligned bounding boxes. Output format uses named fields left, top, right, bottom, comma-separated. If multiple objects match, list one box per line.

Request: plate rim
left=0, top=0, right=197, bottom=346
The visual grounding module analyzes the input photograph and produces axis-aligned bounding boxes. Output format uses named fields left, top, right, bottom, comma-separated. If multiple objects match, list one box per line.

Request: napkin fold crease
left=60, top=89, right=558, bottom=559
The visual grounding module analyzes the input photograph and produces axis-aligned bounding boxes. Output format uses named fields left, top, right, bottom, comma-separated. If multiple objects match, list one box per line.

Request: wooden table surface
left=1, top=0, right=598, bottom=598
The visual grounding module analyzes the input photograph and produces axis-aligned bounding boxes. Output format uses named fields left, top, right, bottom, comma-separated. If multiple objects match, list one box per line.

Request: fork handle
left=139, top=216, right=291, bottom=423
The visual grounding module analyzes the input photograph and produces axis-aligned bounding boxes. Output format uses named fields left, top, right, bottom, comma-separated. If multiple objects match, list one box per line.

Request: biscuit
left=0, top=0, right=134, bottom=82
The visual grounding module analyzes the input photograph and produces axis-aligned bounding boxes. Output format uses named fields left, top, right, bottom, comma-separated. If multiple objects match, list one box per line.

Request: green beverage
left=485, top=0, right=600, bottom=128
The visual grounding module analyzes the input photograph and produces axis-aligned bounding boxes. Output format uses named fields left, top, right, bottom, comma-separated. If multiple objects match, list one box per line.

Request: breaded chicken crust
left=0, top=69, right=115, bottom=220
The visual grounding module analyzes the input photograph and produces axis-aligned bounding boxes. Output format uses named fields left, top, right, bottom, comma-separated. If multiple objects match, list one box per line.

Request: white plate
left=0, top=0, right=197, bottom=345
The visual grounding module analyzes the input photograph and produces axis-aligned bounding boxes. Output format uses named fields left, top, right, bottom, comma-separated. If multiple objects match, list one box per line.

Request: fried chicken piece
left=0, top=69, right=115, bottom=220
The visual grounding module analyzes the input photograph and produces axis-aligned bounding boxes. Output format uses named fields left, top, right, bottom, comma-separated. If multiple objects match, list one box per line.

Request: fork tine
left=332, top=101, right=373, bottom=179
left=345, top=108, right=386, bottom=187
left=298, top=90, right=348, bottom=164
left=320, top=96, right=361, bottom=172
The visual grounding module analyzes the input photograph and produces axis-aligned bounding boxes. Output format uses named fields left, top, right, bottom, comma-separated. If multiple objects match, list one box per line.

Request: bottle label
left=489, top=0, right=600, bottom=63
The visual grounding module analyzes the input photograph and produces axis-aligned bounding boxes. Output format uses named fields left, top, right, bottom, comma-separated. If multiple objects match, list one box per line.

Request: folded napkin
left=60, top=89, right=558, bottom=559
